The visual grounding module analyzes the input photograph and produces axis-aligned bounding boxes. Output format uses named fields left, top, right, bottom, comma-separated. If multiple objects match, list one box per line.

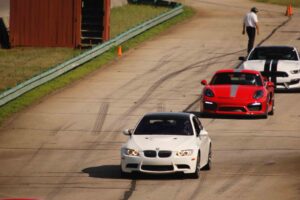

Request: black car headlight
left=253, top=90, right=264, bottom=99
left=291, top=69, right=300, bottom=74
left=204, top=88, right=214, bottom=97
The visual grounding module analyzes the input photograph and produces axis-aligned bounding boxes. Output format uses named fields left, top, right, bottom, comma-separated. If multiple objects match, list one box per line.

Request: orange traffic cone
left=118, top=46, right=122, bottom=57
left=286, top=4, right=293, bottom=16
left=289, top=4, right=293, bottom=16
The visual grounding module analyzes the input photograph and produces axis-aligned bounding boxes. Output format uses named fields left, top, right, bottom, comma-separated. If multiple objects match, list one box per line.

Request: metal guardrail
left=0, top=5, right=183, bottom=106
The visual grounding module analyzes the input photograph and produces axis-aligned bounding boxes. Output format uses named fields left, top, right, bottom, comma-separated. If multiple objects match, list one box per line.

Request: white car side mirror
left=200, top=129, right=208, bottom=136
left=123, top=129, right=133, bottom=136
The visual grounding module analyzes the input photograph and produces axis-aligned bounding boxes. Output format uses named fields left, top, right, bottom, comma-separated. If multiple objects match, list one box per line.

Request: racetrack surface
left=0, top=0, right=299, bottom=200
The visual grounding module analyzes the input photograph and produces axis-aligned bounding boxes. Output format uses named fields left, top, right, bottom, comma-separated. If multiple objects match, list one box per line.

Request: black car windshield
left=211, top=72, right=263, bottom=86
left=134, top=115, right=193, bottom=136
left=248, top=47, right=298, bottom=60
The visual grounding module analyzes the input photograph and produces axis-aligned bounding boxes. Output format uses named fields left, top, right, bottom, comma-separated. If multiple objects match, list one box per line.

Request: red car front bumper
left=200, top=97, right=268, bottom=116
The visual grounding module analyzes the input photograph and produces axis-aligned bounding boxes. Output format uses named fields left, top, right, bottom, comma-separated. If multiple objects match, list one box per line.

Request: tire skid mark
left=215, top=164, right=254, bottom=194
left=51, top=122, right=75, bottom=136
left=1, top=123, right=75, bottom=200
left=111, top=49, right=243, bottom=129
left=45, top=9, right=292, bottom=200
left=1, top=3, right=293, bottom=200
left=232, top=175, right=263, bottom=198
left=19, top=122, right=73, bottom=168
left=183, top=96, right=202, bottom=112
left=194, top=0, right=284, bottom=14
left=190, top=16, right=292, bottom=112
left=257, top=18, right=292, bottom=47
left=121, top=49, right=244, bottom=116
left=45, top=151, right=93, bottom=200
left=0, top=185, right=129, bottom=190
left=45, top=27, right=276, bottom=199
left=188, top=173, right=208, bottom=200
left=114, top=47, right=191, bottom=101
left=114, top=59, right=172, bottom=98
left=117, top=5, right=293, bottom=200
left=115, top=51, right=240, bottom=199
left=103, top=50, right=176, bottom=101
left=214, top=133, right=256, bottom=195
left=220, top=157, right=266, bottom=198
left=116, top=52, right=239, bottom=200
left=209, top=172, right=292, bottom=177
left=45, top=113, right=110, bottom=200
left=215, top=148, right=300, bottom=151
left=122, top=180, right=136, bottom=200
left=157, top=103, right=165, bottom=112
left=92, top=102, right=109, bottom=134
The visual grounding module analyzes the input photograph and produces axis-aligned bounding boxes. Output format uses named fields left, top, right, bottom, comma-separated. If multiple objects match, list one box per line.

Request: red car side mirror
left=201, top=80, right=208, bottom=85
left=267, top=81, right=274, bottom=88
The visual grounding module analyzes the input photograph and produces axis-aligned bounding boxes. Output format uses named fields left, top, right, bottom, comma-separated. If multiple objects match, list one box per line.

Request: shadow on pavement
left=188, top=111, right=265, bottom=120
left=275, top=88, right=300, bottom=93
left=82, top=165, right=187, bottom=180
left=82, top=165, right=121, bottom=179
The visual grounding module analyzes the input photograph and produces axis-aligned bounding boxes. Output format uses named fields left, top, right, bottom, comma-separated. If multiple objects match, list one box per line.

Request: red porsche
left=200, top=69, right=275, bottom=118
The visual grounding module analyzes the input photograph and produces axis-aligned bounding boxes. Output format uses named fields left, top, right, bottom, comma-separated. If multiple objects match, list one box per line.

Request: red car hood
left=208, top=85, right=261, bottom=100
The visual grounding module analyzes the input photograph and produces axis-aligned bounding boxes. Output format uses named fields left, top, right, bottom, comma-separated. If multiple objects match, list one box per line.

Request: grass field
left=0, top=48, right=81, bottom=92
left=110, top=4, right=170, bottom=38
left=0, top=6, right=195, bottom=125
left=0, top=4, right=170, bottom=93
left=253, top=0, right=300, bottom=7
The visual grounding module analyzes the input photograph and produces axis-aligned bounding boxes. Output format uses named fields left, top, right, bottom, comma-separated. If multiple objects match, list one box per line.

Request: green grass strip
left=0, top=6, right=195, bottom=125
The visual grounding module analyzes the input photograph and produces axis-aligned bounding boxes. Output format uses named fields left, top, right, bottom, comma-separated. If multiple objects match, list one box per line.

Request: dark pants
left=0, top=17, right=10, bottom=49
left=246, top=26, right=256, bottom=54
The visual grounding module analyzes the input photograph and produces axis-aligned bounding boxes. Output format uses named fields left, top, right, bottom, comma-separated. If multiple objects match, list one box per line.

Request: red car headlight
left=204, top=88, right=214, bottom=97
left=253, top=90, right=264, bottom=99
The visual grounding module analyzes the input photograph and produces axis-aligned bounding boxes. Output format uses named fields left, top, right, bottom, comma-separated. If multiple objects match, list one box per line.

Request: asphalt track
left=0, top=0, right=300, bottom=200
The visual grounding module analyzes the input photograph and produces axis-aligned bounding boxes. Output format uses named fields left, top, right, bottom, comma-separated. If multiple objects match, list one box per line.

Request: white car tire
left=203, top=145, right=212, bottom=170
left=187, top=152, right=201, bottom=179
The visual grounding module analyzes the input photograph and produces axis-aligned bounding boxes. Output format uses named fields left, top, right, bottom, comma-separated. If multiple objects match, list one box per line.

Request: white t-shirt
left=244, top=12, right=258, bottom=28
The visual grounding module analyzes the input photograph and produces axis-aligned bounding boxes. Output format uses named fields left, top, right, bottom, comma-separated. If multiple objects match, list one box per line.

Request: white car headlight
left=176, top=149, right=193, bottom=156
left=124, top=148, right=140, bottom=156
left=291, top=69, right=300, bottom=74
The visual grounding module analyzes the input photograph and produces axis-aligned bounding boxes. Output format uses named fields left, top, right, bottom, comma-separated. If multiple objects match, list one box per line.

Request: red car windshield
left=211, top=72, right=263, bottom=86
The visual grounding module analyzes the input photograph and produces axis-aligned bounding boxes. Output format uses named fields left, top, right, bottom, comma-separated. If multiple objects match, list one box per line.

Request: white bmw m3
left=239, top=46, right=300, bottom=90
left=120, top=112, right=212, bottom=178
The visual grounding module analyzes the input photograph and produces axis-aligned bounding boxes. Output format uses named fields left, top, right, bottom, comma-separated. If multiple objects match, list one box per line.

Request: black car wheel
left=269, top=100, right=274, bottom=115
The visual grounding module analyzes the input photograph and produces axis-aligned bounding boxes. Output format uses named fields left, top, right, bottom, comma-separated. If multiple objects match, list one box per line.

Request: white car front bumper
left=276, top=74, right=300, bottom=90
left=121, top=151, right=197, bottom=174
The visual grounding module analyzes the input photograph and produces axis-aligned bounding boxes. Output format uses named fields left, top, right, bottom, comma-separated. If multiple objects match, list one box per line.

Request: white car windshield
left=134, top=115, right=193, bottom=136
left=248, top=47, right=298, bottom=61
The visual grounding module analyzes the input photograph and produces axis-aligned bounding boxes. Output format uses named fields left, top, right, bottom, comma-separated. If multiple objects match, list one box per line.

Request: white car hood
left=240, top=60, right=300, bottom=71
left=126, top=135, right=196, bottom=151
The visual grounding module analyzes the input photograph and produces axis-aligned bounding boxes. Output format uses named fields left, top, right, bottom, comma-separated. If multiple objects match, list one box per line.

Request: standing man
left=243, top=7, right=259, bottom=54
